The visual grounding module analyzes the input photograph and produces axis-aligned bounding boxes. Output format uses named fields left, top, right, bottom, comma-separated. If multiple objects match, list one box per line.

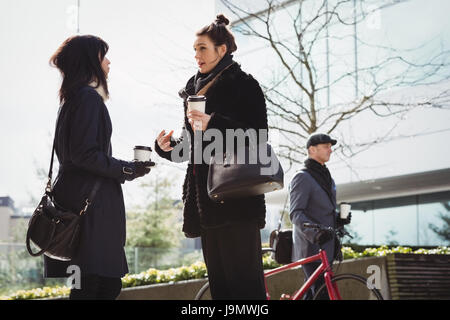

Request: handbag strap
left=277, top=193, right=290, bottom=232
left=196, top=62, right=236, bottom=96
left=26, top=201, right=58, bottom=256
left=45, top=106, right=63, bottom=193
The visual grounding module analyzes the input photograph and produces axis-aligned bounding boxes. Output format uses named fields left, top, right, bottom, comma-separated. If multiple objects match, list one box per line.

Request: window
left=347, top=191, right=450, bottom=246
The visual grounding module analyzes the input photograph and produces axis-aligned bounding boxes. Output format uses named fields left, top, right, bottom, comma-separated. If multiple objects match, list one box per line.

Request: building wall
left=0, top=206, right=13, bottom=242
left=9, top=216, right=30, bottom=243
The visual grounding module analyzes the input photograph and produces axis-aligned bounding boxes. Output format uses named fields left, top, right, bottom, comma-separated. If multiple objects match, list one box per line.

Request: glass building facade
left=348, top=191, right=450, bottom=246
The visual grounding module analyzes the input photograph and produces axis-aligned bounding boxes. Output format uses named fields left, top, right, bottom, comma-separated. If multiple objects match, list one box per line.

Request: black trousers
left=201, top=221, right=267, bottom=300
left=69, top=274, right=122, bottom=300
left=302, top=262, right=329, bottom=300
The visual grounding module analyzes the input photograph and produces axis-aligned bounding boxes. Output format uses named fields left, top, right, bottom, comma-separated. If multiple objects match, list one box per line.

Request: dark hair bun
left=197, top=14, right=237, bottom=54
left=215, top=14, right=230, bottom=26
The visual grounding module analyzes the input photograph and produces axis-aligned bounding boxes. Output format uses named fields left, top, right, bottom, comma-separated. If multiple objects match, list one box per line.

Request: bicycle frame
left=263, top=249, right=342, bottom=300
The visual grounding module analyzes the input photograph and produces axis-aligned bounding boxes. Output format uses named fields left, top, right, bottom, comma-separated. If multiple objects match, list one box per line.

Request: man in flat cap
left=289, top=133, right=351, bottom=299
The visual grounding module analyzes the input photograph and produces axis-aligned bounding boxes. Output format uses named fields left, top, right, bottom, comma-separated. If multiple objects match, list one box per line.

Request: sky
left=0, top=0, right=214, bottom=209
left=1, top=0, right=450, bottom=220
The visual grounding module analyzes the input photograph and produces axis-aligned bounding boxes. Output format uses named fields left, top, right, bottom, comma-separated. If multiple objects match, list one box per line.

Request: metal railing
left=0, top=243, right=203, bottom=297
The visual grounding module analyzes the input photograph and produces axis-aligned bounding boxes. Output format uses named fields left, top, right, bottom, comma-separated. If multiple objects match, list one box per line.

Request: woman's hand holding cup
left=157, top=130, right=174, bottom=152
left=123, top=145, right=155, bottom=181
left=187, top=110, right=211, bottom=131
left=123, top=161, right=155, bottom=181
left=187, top=95, right=208, bottom=131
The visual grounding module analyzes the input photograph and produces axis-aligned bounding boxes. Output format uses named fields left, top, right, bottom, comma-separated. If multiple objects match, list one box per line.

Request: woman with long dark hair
left=46, top=35, right=154, bottom=300
left=155, top=14, right=268, bottom=299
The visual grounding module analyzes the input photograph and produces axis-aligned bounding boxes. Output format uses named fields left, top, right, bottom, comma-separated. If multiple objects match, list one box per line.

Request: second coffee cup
left=339, top=202, right=351, bottom=219
left=134, top=145, right=152, bottom=162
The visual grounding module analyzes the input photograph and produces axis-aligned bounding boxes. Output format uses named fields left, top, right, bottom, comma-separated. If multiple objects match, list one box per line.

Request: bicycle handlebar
left=303, top=223, right=332, bottom=231
left=303, top=223, right=353, bottom=239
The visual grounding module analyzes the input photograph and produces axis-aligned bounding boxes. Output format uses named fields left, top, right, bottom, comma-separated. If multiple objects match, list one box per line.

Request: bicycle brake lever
left=338, top=228, right=353, bottom=239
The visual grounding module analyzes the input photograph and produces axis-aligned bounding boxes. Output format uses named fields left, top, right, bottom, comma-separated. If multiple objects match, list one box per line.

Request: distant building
left=266, top=168, right=450, bottom=246
left=0, top=196, right=16, bottom=242
left=0, top=196, right=31, bottom=243
left=336, top=168, right=450, bottom=246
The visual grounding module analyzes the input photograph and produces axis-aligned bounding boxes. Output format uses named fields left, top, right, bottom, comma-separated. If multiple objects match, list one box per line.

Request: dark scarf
left=304, top=158, right=334, bottom=204
left=193, top=53, right=235, bottom=94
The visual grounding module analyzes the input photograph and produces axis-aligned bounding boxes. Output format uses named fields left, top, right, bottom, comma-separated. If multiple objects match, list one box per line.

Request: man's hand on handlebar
left=303, top=222, right=353, bottom=245
left=314, top=229, right=333, bottom=246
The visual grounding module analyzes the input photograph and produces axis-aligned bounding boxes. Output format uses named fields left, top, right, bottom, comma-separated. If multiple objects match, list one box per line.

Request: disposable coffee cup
left=134, top=146, right=152, bottom=162
left=340, top=203, right=351, bottom=219
left=187, top=95, right=206, bottom=112
left=187, top=95, right=206, bottom=131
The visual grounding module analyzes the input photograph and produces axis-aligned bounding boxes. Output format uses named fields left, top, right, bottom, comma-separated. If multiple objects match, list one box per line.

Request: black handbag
left=195, top=63, right=283, bottom=202
left=269, top=229, right=293, bottom=264
left=26, top=107, right=102, bottom=261
left=269, top=195, right=293, bottom=264
left=207, top=143, right=284, bottom=202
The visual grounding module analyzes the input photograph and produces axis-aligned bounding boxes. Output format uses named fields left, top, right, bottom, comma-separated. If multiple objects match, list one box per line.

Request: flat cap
left=306, top=133, right=337, bottom=148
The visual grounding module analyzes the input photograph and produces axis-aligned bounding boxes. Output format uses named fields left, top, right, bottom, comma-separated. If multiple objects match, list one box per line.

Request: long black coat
left=45, top=86, right=130, bottom=278
left=155, top=63, right=268, bottom=237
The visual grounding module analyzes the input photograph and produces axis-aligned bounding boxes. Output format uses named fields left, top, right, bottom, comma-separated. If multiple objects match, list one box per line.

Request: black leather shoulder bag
left=207, top=142, right=284, bottom=202
left=202, top=65, right=284, bottom=202
left=269, top=195, right=292, bottom=264
left=26, top=106, right=103, bottom=261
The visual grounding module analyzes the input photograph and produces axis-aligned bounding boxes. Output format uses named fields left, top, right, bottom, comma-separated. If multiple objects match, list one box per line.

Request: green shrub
left=121, top=261, right=207, bottom=288
left=2, top=286, right=70, bottom=300
left=341, top=245, right=450, bottom=259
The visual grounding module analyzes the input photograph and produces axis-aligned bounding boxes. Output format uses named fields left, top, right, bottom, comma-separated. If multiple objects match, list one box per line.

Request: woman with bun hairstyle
left=45, top=35, right=154, bottom=300
left=155, top=15, right=268, bottom=299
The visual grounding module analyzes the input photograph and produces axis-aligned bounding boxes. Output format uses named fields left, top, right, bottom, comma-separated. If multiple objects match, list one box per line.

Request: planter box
left=118, top=279, right=208, bottom=300
left=117, top=256, right=390, bottom=300
left=387, top=253, right=450, bottom=299
left=40, top=253, right=450, bottom=300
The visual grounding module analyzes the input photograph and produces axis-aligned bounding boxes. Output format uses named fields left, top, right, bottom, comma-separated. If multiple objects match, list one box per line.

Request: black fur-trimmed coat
left=155, top=63, right=268, bottom=237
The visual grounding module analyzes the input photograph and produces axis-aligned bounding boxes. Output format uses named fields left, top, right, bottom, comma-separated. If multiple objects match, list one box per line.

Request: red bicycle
left=195, top=223, right=384, bottom=300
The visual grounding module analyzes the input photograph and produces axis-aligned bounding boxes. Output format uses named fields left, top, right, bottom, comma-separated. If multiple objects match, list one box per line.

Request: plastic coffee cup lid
left=187, top=95, right=206, bottom=102
left=134, top=146, right=152, bottom=151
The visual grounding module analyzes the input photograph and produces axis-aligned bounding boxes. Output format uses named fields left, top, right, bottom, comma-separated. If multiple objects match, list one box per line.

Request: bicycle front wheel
left=313, top=273, right=384, bottom=300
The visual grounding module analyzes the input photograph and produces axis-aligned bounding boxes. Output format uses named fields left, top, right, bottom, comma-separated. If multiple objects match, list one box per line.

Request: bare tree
left=221, top=0, right=450, bottom=169
left=429, top=202, right=450, bottom=244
